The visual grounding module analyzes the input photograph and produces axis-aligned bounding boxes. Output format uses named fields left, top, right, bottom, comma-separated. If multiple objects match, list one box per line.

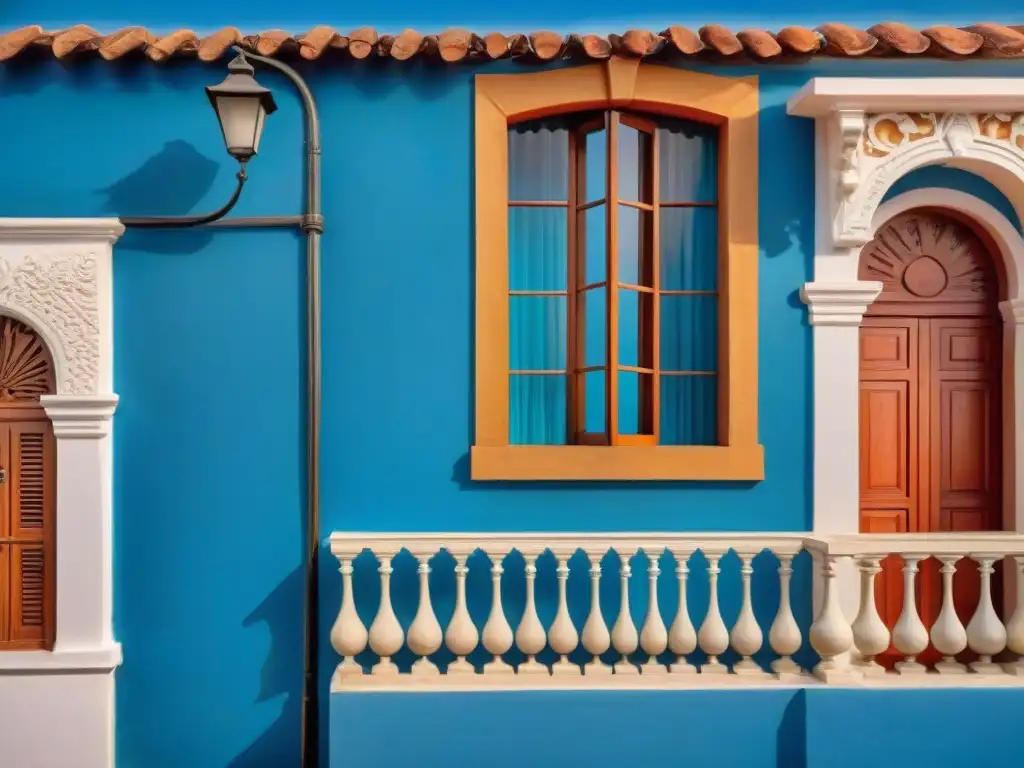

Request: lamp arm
left=121, top=165, right=248, bottom=229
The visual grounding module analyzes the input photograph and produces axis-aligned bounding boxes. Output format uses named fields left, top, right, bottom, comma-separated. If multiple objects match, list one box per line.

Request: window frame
left=473, top=59, right=763, bottom=481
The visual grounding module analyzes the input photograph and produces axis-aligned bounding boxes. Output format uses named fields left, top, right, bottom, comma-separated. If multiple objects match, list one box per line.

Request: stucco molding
left=0, top=220, right=121, bottom=768
left=789, top=78, right=1024, bottom=250
left=0, top=219, right=122, bottom=395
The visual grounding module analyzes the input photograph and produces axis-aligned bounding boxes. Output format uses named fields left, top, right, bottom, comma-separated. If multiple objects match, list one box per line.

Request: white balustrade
left=328, top=532, right=1024, bottom=689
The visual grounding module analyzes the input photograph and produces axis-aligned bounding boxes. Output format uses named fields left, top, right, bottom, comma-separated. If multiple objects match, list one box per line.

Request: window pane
left=661, top=207, right=718, bottom=292
left=510, top=296, right=567, bottom=370
left=618, top=371, right=654, bottom=435
left=585, top=128, right=607, bottom=203
left=581, top=369, right=606, bottom=433
left=618, top=288, right=653, bottom=369
left=617, top=205, right=653, bottom=287
left=580, top=205, right=607, bottom=284
left=510, top=374, right=567, bottom=445
left=579, top=286, right=606, bottom=368
left=660, top=375, right=717, bottom=445
left=508, top=123, right=569, bottom=201
left=661, top=295, right=717, bottom=372
left=618, top=123, right=652, bottom=204
left=658, top=119, right=718, bottom=203
left=509, top=208, right=567, bottom=292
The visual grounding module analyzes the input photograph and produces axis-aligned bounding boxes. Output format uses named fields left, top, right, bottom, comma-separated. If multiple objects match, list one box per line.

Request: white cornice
left=800, top=281, right=883, bottom=326
left=787, top=78, right=1024, bottom=117
left=0, top=218, right=125, bottom=244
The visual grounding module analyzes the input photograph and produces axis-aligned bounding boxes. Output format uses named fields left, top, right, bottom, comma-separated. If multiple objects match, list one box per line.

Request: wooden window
left=0, top=318, right=56, bottom=650
left=509, top=111, right=720, bottom=448
left=473, top=60, right=763, bottom=480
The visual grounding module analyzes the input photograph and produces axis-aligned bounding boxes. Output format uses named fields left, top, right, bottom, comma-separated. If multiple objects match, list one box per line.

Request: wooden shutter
left=0, top=421, right=55, bottom=649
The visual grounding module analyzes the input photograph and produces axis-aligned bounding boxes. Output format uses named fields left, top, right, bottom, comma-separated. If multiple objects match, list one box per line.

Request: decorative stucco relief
left=830, top=110, right=1024, bottom=248
left=0, top=252, right=99, bottom=395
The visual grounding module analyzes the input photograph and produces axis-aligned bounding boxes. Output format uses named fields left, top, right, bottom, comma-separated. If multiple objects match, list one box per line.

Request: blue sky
left=3, top=0, right=1021, bottom=35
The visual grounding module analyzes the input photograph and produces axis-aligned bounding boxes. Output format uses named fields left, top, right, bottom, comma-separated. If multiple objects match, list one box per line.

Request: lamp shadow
left=99, top=138, right=222, bottom=254
left=226, top=564, right=305, bottom=768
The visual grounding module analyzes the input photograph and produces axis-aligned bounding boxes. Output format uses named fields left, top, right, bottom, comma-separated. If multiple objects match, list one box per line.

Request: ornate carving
left=859, top=211, right=996, bottom=304
left=829, top=111, right=1024, bottom=247
left=0, top=253, right=99, bottom=395
left=864, top=113, right=935, bottom=157
left=0, top=317, right=53, bottom=401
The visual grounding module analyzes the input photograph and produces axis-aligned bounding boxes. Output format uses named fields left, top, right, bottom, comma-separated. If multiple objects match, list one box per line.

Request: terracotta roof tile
left=4, top=22, right=1024, bottom=64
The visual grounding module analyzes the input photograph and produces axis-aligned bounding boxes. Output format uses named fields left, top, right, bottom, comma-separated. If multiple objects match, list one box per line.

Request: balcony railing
left=328, top=532, right=1024, bottom=690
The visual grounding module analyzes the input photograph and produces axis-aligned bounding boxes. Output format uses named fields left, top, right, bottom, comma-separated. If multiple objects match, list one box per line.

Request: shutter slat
left=12, top=428, right=47, bottom=534
left=10, top=544, right=45, bottom=643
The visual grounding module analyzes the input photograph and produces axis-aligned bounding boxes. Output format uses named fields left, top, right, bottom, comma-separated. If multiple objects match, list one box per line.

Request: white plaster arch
left=843, top=127, right=1024, bottom=249
left=0, top=219, right=123, bottom=768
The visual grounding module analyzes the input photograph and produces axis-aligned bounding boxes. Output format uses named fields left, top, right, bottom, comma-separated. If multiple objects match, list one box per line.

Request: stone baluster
left=444, top=551, right=478, bottom=674
left=611, top=551, right=639, bottom=674
left=581, top=550, right=612, bottom=675
left=966, top=554, right=1007, bottom=674
left=368, top=551, right=404, bottom=676
left=549, top=552, right=580, bottom=675
left=697, top=550, right=729, bottom=674
left=809, top=553, right=854, bottom=682
left=330, top=554, right=367, bottom=682
left=481, top=551, right=514, bottom=675
left=892, top=555, right=929, bottom=674
left=931, top=555, right=968, bottom=674
left=667, top=548, right=697, bottom=674
left=849, top=556, right=888, bottom=677
left=639, top=552, right=668, bottom=674
left=516, top=552, right=548, bottom=674
left=769, top=552, right=802, bottom=679
left=407, top=552, right=443, bottom=676
left=1002, top=556, right=1024, bottom=676
left=731, top=550, right=766, bottom=676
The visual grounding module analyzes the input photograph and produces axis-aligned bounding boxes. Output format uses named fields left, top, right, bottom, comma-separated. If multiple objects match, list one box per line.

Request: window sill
left=470, top=444, right=765, bottom=481
left=0, top=643, right=122, bottom=673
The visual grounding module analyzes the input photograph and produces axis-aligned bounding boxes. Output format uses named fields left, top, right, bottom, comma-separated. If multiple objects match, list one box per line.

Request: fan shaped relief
left=0, top=316, right=54, bottom=402
left=859, top=211, right=997, bottom=305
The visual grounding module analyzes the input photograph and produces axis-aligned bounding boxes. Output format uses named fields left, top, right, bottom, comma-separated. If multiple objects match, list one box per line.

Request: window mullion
left=650, top=127, right=661, bottom=444
left=606, top=112, right=620, bottom=445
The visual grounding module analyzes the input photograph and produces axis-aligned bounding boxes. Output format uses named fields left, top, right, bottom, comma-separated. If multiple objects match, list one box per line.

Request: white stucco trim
left=0, top=219, right=122, bottom=768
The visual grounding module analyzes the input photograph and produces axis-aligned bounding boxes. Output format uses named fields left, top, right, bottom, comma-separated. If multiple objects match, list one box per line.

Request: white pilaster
left=41, top=395, right=119, bottom=653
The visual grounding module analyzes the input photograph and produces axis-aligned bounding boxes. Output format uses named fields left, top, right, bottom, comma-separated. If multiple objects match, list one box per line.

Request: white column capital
left=801, top=281, right=882, bottom=326
left=41, top=394, right=118, bottom=438
left=1000, top=298, right=1024, bottom=326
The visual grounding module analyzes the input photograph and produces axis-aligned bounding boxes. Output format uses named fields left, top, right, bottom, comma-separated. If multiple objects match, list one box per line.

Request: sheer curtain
left=658, top=120, right=719, bottom=445
left=508, top=122, right=569, bottom=444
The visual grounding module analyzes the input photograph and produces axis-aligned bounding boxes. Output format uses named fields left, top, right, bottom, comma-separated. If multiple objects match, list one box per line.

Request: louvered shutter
left=2, top=422, right=54, bottom=648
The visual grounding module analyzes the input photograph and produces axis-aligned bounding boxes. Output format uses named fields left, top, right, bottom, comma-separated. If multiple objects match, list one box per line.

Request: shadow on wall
left=98, top=138, right=220, bottom=254
left=228, top=564, right=304, bottom=768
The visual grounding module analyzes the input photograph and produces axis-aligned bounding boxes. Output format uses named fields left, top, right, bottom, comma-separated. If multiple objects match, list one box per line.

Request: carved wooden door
left=859, top=210, right=1002, bottom=667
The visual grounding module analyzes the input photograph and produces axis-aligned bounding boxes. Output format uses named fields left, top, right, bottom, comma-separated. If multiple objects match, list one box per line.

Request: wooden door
left=0, top=317, right=57, bottom=650
left=858, top=210, right=1002, bottom=667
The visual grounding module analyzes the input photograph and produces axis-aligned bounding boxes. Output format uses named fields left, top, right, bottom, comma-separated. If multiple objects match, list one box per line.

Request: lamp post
left=119, top=50, right=324, bottom=768
left=121, top=54, right=277, bottom=229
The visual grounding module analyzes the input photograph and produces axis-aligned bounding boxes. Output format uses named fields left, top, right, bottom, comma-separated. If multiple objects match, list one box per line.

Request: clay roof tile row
left=3, top=22, right=1024, bottom=64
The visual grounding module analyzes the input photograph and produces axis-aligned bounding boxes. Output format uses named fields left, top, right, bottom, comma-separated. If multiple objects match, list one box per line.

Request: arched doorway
left=0, top=315, right=56, bottom=650
left=858, top=208, right=1003, bottom=666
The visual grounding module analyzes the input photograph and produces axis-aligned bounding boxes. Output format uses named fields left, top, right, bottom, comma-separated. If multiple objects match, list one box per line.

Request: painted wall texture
left=4, top=1, right=1024, bottom=763
left=331, top=688, right=1024, bottom=768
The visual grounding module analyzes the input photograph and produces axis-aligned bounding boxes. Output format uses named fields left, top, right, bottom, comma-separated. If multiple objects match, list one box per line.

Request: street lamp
left=120, top=52, right=277, bottom=228
left=205, top=54, right=278, bottom=162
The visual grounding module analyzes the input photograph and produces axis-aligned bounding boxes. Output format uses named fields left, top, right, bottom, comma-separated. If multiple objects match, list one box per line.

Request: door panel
left=859, top=317, right=1002, bottom=667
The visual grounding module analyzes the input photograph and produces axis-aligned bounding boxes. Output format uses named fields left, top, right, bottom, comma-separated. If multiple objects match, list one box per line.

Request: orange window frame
left=472, top=58, right=763, bottom=481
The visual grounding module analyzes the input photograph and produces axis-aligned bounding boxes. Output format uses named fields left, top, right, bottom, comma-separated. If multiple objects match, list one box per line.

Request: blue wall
left=3, top=27, right=1024, bottom=768
left=331, top=688, right=1024, bottom=768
